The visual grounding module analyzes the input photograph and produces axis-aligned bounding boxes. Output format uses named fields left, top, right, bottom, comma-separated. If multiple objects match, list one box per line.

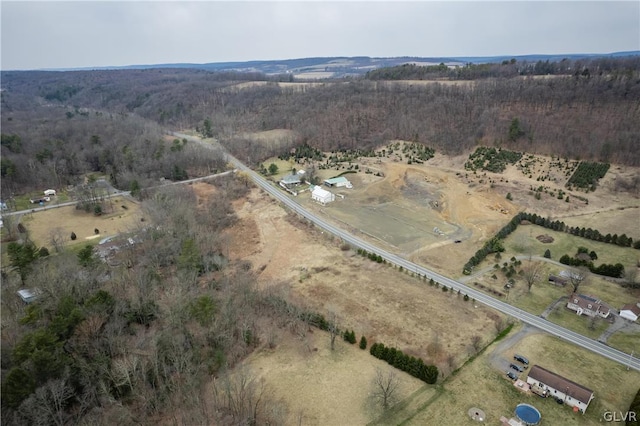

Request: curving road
left=177, top=133, right=640, bottom=372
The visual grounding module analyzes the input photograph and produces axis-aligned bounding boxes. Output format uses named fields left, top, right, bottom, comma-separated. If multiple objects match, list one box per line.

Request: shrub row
left=357, top=248, right=384, bottom=263
left=369, top=342, right=439, bottom=384
left=473, top=282, right=505, bottom=298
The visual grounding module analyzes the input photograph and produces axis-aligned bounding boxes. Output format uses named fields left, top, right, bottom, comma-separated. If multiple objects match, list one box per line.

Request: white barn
left=311, top=186, right=335, bottom=205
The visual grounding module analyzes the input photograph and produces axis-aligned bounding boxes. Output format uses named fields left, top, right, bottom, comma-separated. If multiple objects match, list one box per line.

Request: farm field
left=223, top=186, right=506, bottom=374
left=560, top=206, right=640, bottom=239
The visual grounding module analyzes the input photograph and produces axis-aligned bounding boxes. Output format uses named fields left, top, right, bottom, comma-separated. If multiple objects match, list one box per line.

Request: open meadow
left=16, top=197, right=142, bottom=250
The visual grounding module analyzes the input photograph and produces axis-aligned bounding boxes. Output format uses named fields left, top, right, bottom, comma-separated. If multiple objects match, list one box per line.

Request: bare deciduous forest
left=1, top=56, right=639, bottom=424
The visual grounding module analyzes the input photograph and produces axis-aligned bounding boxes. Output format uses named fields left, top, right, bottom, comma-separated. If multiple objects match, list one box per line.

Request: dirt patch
left=536, top=234, right=554, bottom=243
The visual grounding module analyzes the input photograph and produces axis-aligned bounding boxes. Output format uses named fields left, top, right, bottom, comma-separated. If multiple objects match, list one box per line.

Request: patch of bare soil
left=536, top=234, right=554, bottom=243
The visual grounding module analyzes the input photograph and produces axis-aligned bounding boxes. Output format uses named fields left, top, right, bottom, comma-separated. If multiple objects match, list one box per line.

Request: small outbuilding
left=17, top=289, right=41, bottom=304
left=619, top=302, right=640, bottom=322
left=311, top=186, right=335, bottom=205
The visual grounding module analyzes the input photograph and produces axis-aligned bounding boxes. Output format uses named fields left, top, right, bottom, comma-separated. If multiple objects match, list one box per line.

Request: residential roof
left=528, top=365, right=593, bottom=405
left=621, top=303, right=640, bottom=315
left=324, top=176, right=350, bottom=185
left=312, top=186, right=332, bottom=198
left=569, top=293, right=610, bottom=314
left=281, top=174, right=301, bottom=184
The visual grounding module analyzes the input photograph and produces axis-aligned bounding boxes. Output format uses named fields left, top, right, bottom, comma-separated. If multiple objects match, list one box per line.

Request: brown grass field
left=10, top=133, right=640, bottom=423
left=225, top=138, right=640, bottom=423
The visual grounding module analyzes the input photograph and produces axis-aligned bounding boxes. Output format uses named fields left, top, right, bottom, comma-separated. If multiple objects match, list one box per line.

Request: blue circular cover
left=515, top=404, right=542, bottom=425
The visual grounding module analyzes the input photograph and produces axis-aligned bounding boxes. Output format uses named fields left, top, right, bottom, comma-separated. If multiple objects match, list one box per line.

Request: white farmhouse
left=311, top=186, right=335, bottom=205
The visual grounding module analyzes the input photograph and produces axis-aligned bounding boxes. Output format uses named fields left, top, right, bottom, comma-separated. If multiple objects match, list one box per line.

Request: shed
left=620, top=303, right=640, bottom=322
left=17, top=289, right=41, bottom=304
left=311, top=186, right=335, bottom=205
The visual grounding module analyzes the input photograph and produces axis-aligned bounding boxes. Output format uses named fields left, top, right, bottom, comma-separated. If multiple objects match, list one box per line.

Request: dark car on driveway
left=514, top=354, right=529, bottom=365
left=510, top=363, right=524, bottom=373
left=506, top=371, right=518, bottom=381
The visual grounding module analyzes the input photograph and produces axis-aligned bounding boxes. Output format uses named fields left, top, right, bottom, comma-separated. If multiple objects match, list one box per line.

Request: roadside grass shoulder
left=607, top=330, right=640, bottom=354
left=546, top=305, right=610, bottom=339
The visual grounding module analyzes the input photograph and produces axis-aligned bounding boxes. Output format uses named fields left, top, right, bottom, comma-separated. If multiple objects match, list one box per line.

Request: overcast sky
left=1, top=1, right=639, bottom=70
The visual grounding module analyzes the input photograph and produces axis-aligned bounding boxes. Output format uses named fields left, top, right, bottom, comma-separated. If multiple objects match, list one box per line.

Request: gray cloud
left=1, top=1, right=638, bottom=70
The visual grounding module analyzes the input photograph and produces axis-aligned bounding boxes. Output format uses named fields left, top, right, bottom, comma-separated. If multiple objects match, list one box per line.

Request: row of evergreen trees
left=343, top=329, right=368, bottom=349
left=369, top=343, right=439, bottom=384
left=357, top=248, right=384, bottom=263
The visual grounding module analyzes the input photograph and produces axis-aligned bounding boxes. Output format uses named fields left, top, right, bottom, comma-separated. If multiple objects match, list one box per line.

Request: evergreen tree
left=359, top=336, right=367, bottom=350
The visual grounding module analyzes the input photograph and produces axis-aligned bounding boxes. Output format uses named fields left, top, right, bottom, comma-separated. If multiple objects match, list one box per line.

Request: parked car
left=514, top=354, right=529, bottom=365
left=506, top=371, right=518, bottom=381
left=510, top=363, right=524, bottom=373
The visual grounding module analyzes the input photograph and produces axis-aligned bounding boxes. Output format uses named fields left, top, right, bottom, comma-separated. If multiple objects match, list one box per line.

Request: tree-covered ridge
left=365, top=56, right=640, bottom=81
left=366, top=63, right=450, bottom=80
left=465, top=147, right=523, bottom=173
left=3, top=57, right=640, bottom=180
left=566, top=161, right=610, bottom=191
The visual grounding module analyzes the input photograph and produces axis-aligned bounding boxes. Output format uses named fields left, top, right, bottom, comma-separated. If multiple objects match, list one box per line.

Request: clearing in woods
left=18, top=197, right=142, bottom=249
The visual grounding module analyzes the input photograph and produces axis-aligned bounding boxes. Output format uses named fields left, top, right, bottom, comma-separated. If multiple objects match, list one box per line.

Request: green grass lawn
left=546, top=305, right=610, bottom=339
left=504, top=225, right=638, bottom=271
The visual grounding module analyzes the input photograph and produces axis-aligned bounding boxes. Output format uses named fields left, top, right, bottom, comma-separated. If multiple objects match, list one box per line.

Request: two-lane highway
left=177, top=132, right=640, bottom=372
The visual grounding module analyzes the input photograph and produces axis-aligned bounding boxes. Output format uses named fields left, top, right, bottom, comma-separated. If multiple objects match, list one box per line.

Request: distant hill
left=45, top=52, right=640, bottom=77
